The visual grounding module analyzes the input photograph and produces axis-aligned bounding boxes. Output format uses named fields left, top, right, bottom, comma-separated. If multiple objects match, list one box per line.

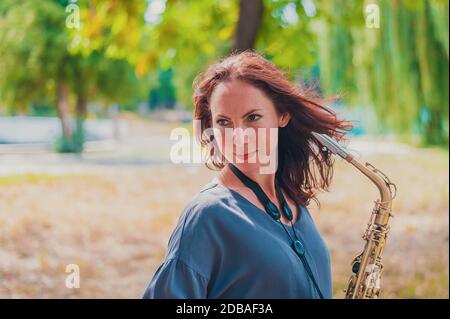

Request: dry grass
left=312, top=148, right=449, bottom=298
left=0, top=165, right=216, bottom=298
left=0, top=139, right=447, bottom=298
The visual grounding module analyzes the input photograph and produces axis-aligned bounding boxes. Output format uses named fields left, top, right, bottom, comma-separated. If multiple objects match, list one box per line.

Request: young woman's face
left=209, top=79, right=290, bottom=173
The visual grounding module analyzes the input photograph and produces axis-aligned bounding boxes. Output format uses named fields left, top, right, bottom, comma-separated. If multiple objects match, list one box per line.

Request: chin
left=228, top=155, right=264, bottom=173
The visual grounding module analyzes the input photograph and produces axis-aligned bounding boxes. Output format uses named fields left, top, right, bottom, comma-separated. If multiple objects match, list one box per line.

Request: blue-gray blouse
left=143, top=178, right=333, bottom=299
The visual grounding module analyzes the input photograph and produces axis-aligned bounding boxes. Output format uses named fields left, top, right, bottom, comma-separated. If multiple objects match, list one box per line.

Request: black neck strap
left=228, top=163, right=325, bottom=299
left=228, top=163, right=292, bottom=221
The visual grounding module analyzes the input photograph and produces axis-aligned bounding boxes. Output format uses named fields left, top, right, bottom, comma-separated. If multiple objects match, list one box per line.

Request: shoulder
left=162, top=181, right=232, bottom=276
left=300, top=204, right=314, bottom=222
left=181, top=181, right=231, bottom=227
left=165, top=181, right=232, bottom=258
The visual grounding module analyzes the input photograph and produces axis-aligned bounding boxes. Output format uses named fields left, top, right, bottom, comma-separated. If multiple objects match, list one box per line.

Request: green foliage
left=148, top=68, right=176, bottom=110
left=0, top=0, right=144, bottom=152
left=0, top=0, right=69, bottom=111
left=257, top=0, right=318, bottom=70
left=0, top=0, right=448, bottom=148
left=70, top=0, right=237, bottom=108
left=317, top=0, right=449, bottom=146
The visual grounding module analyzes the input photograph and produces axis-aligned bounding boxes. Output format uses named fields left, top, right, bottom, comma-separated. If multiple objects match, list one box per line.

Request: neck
left=225, top=164, right=277, bottom=198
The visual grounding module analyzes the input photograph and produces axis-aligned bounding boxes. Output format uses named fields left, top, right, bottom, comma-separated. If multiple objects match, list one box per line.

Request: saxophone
left=312, top=132, right=397, bottom=299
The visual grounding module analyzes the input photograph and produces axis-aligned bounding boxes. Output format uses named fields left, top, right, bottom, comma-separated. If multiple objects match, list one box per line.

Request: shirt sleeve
left=142, top=194, right=225, bottom=299
left=142, top=258, right=208, bottom=299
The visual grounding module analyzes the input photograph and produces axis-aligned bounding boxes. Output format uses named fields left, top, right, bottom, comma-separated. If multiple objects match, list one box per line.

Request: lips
left=233, top=150, right=257, bottom=159
left=233, top=149, right=257, bottom=155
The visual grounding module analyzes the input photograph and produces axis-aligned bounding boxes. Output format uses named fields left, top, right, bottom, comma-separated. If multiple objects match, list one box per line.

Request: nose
left=233, top=127, right=248, bottom=146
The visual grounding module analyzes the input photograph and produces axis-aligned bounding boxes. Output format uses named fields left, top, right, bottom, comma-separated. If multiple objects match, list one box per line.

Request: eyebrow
left=215, top=108, right=263, bottom=120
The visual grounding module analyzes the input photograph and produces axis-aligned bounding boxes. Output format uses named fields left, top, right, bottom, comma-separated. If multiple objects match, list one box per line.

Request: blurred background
left=0, top=0, right=448, bottom=298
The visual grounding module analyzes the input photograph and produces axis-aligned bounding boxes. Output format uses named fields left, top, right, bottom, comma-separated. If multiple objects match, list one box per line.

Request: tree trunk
left=76, top=93, right=87, bottom=120
left=232, top=0, right=264, bottom=52
left=74, top=92, right=88, bottom=153
left=56, top=81, right=72, bottom=139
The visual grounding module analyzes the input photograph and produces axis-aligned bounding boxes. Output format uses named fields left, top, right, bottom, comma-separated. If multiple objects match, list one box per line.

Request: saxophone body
left=311, top=132, right=397, bottom=299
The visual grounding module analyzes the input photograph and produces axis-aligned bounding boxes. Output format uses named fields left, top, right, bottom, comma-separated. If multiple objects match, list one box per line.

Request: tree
left=233, top=0, right=264, bottom=52
left=0, top=0, right=74, bottom=141
left=2, top=0, right=446, bottom=148
left=316, top=0, right=449, bottom=146
left=0, top=0, right=142, bottom=152
left=70, top=0, right=320, bottom=107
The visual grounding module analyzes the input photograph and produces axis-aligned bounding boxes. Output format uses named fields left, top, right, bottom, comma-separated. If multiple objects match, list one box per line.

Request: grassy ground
left=0, top=120, right=448, bottom=298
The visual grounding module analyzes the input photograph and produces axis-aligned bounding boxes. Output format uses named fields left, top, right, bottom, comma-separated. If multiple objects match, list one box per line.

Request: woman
left=143, top=51, right=352, bottom=299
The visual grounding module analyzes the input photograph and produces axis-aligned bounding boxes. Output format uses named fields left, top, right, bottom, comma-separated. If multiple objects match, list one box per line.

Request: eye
left=247, top=114, right=261, bottom=122
left=216, top=118, right=230, bottom=126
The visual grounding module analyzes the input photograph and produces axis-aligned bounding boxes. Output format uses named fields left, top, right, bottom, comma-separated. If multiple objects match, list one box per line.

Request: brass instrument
left=312, top=132, right=397, bottom=299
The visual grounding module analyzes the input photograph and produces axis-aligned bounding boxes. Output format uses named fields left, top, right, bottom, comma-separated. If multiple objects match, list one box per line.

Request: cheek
left=259, top=128, right=278, bottom=153
left=212, top=126, right=234, bottom=158
left=266, top=128, right=279, bottom=153
left=211, top=124, right=224, bottom=148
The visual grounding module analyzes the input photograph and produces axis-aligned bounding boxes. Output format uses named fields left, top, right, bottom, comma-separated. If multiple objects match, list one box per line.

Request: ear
left=279, top=113, right=291, bottom=128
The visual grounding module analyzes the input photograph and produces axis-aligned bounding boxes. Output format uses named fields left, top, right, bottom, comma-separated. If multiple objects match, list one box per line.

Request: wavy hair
left=192, top=51, right=353, bottom=208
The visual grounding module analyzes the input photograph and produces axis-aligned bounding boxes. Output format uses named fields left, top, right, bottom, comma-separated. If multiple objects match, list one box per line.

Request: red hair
left=193, top=51, right=353, bottom=208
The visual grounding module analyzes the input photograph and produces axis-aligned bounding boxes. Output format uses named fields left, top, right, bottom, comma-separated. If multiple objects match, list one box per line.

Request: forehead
left=209, top=79, right=273, bottom=114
